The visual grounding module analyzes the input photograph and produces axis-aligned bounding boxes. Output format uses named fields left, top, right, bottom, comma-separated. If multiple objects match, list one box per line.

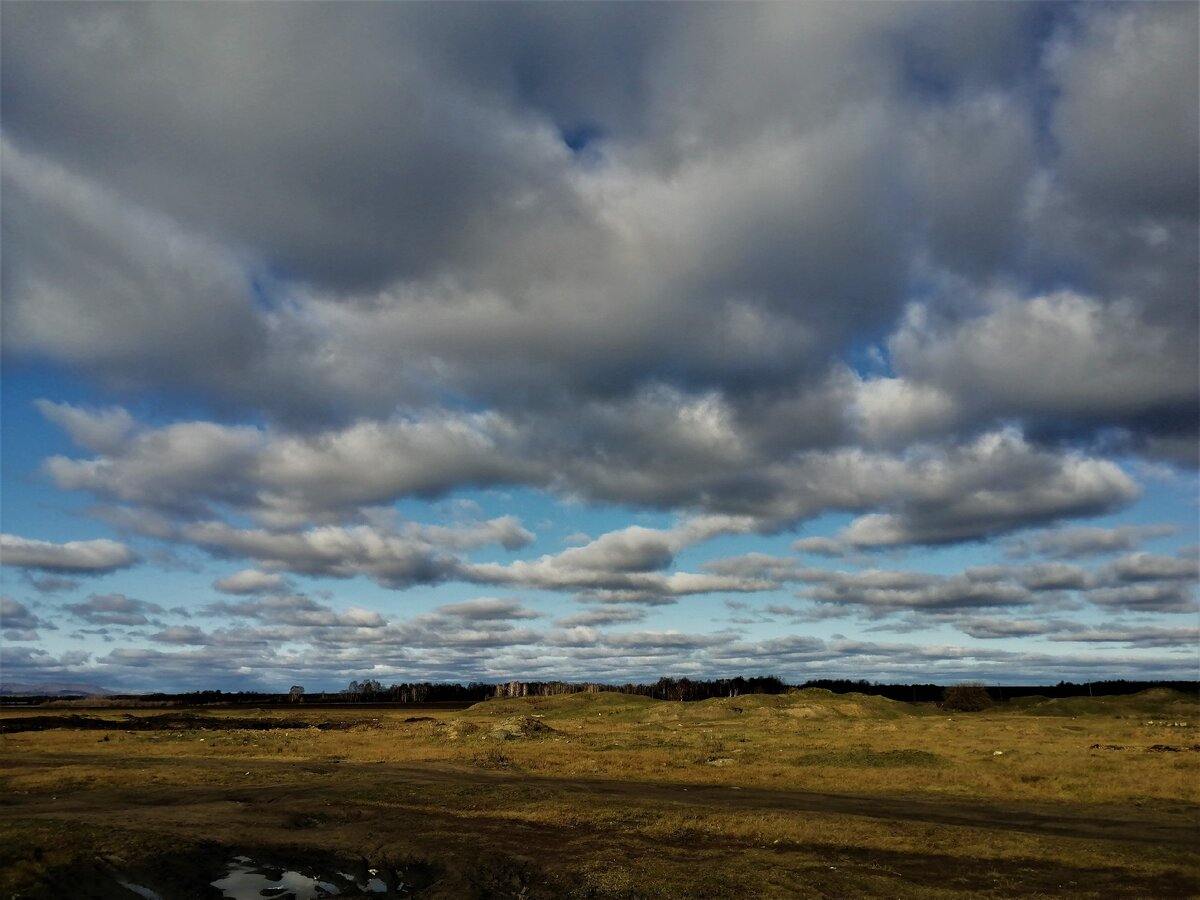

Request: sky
left=1, top=2, right=1197, bottom=693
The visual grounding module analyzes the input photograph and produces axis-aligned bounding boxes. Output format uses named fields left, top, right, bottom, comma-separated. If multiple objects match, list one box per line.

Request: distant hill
left=0, top=681, right=114, bottom=697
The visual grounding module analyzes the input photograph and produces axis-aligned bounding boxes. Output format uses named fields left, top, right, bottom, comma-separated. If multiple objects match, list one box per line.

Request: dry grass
left=1, top=688, right=1198, bottom=898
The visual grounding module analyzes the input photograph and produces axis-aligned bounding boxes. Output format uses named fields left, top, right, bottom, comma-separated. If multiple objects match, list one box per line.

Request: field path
left=390, top=763, right=1200, bottom=847
left=3, top=755, right=1195, bottom=849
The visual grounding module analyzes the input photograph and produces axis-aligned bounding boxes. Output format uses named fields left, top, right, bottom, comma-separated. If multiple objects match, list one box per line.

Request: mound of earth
left=488, top=716, right=557, bottom=740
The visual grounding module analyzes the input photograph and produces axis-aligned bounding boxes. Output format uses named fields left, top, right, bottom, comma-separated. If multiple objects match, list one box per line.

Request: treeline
left=15, top=677, right=1196, bottom=707
left=341, top=675, right=791, bottom=703
left=327, top=676, right=1198, bottom=704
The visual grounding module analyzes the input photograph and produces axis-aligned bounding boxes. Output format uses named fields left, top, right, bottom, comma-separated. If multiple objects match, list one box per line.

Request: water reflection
left=210, top=856, right=391, bottom=898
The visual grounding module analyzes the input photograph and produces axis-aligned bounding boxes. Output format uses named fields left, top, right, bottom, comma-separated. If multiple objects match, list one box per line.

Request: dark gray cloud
left=1049, top=3, right=1198, bottom=221
left=1100, top=552, right=1200, bottom=585
left=433, top=598, right=541, bottom=622
left=0, top=534, right=138, bottom=573
left=887, top=291, right=1198, bottom=456
left=1084, top=583, right=1198, bottom=615
left=1047, top=625, right=1200, bottom=649
left=1, top=596, right=56, bottom=640
left=956, top=618, right=1060, bottom=640
left=4, top=2, right=1192, bottom=461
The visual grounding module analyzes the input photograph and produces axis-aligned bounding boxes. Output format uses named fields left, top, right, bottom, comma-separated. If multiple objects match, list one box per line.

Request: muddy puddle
left=107, top=853, right=437, bottom=899
left=210, top=855, right=428, bottom=898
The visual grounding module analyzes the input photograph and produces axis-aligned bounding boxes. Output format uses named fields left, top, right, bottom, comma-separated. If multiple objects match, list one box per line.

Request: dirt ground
left=1, top=691, right=1197, bottom=899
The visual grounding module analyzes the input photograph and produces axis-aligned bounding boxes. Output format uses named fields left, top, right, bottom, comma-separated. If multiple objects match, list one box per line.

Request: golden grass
left=2, top=689, right=1198, bottom=898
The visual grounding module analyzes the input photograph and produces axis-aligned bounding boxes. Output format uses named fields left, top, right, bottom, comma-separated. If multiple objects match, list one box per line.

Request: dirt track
left=4, top=755, right=1195, bottom=848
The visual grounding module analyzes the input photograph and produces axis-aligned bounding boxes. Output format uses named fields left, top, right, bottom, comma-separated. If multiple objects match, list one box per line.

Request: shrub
left=942, top=683, right=994, bottom=712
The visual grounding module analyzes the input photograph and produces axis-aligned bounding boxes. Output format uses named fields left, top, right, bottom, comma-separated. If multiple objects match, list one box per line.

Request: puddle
left=212, top=856, right=342, bottom=899
left=118, top=882, right=164, bottom=900
left=209, top=855, right=429, bottom=898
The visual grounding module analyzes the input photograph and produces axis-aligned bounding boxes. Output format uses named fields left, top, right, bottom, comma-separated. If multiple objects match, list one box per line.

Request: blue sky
left=1, top=2, right=1197, bottom=692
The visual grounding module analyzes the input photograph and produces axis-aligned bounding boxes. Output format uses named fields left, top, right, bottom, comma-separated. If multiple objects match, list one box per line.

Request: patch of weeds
left=472, top=748, right=514, bottom=769
left=693, top=732, right=728, bottom=764
left=792, top=748, right=947, bottom=768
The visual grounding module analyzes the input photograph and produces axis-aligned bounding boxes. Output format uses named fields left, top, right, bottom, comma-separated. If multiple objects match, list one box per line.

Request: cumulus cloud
left=1, top=3, right=1196, bottom=691
left=0, top=534, right=138, bottom=573
left=3, top=4, right=1189, bottom=453
left=834, top=431, right=1138, bottom=547
left=463, top=518, right=770, bottom=602
left=888, top=292, right=1197, bottom=447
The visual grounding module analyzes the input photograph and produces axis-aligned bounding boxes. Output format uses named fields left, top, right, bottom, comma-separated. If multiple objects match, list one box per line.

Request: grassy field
left=1, top=688, right=1197, bottom=898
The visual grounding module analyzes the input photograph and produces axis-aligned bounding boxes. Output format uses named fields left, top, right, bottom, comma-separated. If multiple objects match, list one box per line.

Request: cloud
left=888, top=292, right=1197, bottom=448
left=1, top=596, right=56, bottom=640
left=1047, top=625, right=1200, bottom=649
left=1083, top=583, right=1198, bottom=615
left=0, top=534, right=138, bottom=573
left=1004, top=524, right=1179, bottom=560
left=463, top=518, right=769, bottom=602
left=205, top=594, right=386, bottom=629
left=2, top=3, right=1193, bottom=468
left=835, top=431, right=1138, bottom=547
left=433, top=598, right=541, bottom=622
left=1, top=138, right=266, bottom=399
left=956, top=618, right=1058, bottom=640
left=792, top=538, right=851, bottom=558
left=1100, top=552, right=1200, bottom=585
left=64, top=593, right=164, bottom=626
left=800, top=568, right=1033, bottom=616
left=554, top=607, right=648, bottom=628
left=34, top=400, right=137, bottom=454
left=213, top=569, right=287, bottom=595
left=1049, top=3, right=1199, bottom=220
left=149, top=625, right=210, bottom=645
left=23, top=574, right=81, bottom=595
left=192, top=527, right=447, bottom=589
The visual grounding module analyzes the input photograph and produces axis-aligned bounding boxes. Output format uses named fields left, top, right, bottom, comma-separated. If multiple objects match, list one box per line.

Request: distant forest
left=40, top=676, right=1198, bottom=706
